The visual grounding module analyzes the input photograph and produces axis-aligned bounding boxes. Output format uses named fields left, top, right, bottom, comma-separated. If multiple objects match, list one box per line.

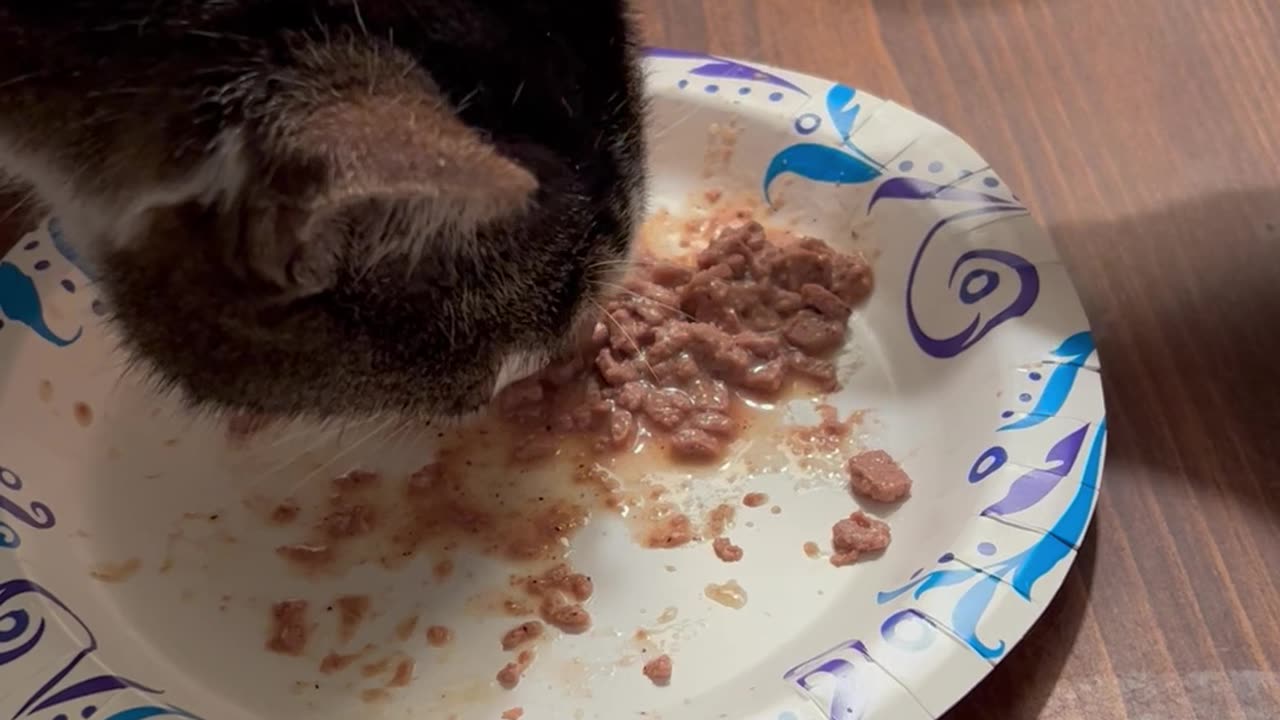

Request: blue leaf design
left=826, top=84, right=860, bottom=142
left=0, top=262, right=81, bottom=347
left=763, top=143, right=881, bottom=202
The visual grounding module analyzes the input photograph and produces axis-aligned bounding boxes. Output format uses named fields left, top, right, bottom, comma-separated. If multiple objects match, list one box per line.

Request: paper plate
left=0, top=51, right=1105, bottom=720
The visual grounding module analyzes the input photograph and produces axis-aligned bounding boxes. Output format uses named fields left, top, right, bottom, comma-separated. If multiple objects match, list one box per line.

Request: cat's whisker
left=592, top=298, right=658, bottom=382
left=592, top=280, right=694, bottom=321
left=281, top=414, right=396, bottom=498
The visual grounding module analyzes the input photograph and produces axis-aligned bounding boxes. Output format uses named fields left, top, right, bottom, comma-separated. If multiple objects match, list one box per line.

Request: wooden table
left=640, top=1, right=1280, bottom=718
left=2, top=2, right=1277, bottom=718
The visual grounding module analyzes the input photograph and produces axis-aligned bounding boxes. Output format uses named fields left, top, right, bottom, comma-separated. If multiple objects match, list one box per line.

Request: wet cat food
left=496, top=221, right=873, bottom=463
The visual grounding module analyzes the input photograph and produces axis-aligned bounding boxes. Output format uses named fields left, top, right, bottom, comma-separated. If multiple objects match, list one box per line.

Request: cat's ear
left=237, top=94, right=538, bottom=295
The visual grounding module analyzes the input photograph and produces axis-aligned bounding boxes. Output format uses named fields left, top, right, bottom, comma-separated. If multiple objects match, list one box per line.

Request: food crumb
left=743, top=492, right=769, bottom=508
left=360, top=688, right=391, bottom=704
left=433, top=558, right=455, bottom=580
left=496, top=650, right=535, bottom=690
left=847, top=450, right=913, bottom=503
left=335, top=595, right=372, bottom=643
left=73, top=401, right=93, bottom=427
left=270, top=502, right=301, bottom=525
left=501, top=621, right=544, bottom=650
left=704, top=580, right=748, bottom=609
left=266, top=600, right=311, bottom=656
left=830, top=511, right=892, bottom=567
left=89, top=557, right=141, bottom=583
left=803, top=541, right=821, bottom=559
left=319, top=649, right=366, bottom=674
left=643, top=654, right=673, bottom=686
left=38, top=379, right=53, bottom=403
left=501, top=709, right=525, bottom=720
left=389, top=657, right=415, bottom=687
left=706, top=503, right=736, bottom=536
left=394, top=615, right=420, bottom=642
left=712, top=537, right=744, bottom=562
left=770, top=505, right=782, bottom=515
left=426, top=625, right=453, bottom=647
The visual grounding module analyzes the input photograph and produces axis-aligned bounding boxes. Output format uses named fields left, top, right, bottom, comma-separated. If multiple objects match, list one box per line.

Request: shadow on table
left=1048, top=188, right=1280, bottom=522
left=946, top=187, right=1280, bottom=718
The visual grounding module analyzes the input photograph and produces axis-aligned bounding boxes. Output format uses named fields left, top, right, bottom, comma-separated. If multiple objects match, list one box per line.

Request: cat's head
left=78, top=1, right=647, bottom=420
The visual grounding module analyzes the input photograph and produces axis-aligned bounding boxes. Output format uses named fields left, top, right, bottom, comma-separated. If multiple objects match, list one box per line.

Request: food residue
left=803, top=541, right=822, bottom=559
left=426, top=625, right=453, bottom=647
left=643, top=654, right=673, bottom=686
left=847, top=450, right=913, bottom=503
left=704, top=580, right=748, bottom=609
left=712, top=537, right=744, bottom=562
left=502, top=708, right=525, bottom=720
left=267, top=600, right=311, bottom=656
left=73, top=401, right=93, bottom=427
left=501, top=621, right=544, bottom=650
left=38, top=379, right=53, bottom=403
left=394, top=615, right=420, bottom=642
left=335, top=595, right=372, bottom=643
left=497, top=649, right=536, bottom=690
left=89, top=557, right=141, bottom=583
left=830, top=511, right=892, bottom=567
left=742, top=492, right=769, bottom=507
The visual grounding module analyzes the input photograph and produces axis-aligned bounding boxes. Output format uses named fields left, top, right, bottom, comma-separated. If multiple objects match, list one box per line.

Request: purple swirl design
left=0, top=579, right=202, bottom=719
left=783, top=639, right=873, bottom=720
left=644, top=48, right=809, bottom=95
left=0, top=467, right=56, bottom=551
left=869, top=177, right=1037, bottom=359
left=981, top=424, right=1088, bottom=518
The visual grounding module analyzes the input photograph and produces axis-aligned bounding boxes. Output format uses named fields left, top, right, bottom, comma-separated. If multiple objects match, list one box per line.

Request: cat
left=0, top=0, right=647, bottom=420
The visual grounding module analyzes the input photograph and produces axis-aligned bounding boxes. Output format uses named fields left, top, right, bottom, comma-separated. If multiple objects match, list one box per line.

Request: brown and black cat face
left=0, top=1, right=646, bottom=419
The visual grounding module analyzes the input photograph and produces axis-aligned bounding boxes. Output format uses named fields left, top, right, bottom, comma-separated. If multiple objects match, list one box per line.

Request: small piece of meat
left=615, top=381, right=649, bottom=411
left=800, top=283, right=852, bottom=321
left=713, top=537, right=744, bottom=562
left=847, top=450, right=913, bottom=503
left=642, top=388, right=693, bottom=429
left=643, top=654, right=673, bottom=686
left=543, top=601, right=592, bottom=634
left=706, top=503, right=736, bottom=536
left=426, top=625, right=453, bottom=647
left=784, top=310, right=846, bottom=355
left=567, top=573, right=594, bottom=602
left=669, top=428, right=722, bottom=460
left=607, top=409, right=636, bottom=448
left=650, top=262, right=694, bottom=287
left=267, top=600, right=310, bottom=656
left=733, top=331, right=783, bottom=357
left=687, top=411, right=735, bottom=436
left=502, top=709, right=525, bottom=720
left=646, top=513, right=695, bottom=548
left=830, top=511, right=891, bottom=567
left=496, top=662, right=524, bottom=689
left=739, top=358, right=786, bottom=393
left=743, top=492, right=769, bottom=508
left=831, top=254, right=874, bottom=304
left=596, top=347, right=642, bottom=386
left=786, top=353, right=839, bottom=389
left=770, top=247, right=831, bottom=290
left=501, top=621, right=544, bottom=650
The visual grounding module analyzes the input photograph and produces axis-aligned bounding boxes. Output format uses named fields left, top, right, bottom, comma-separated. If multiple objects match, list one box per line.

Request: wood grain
left=2, top=2, right=1278, bottom=718
left=640, top=0, right=1280, bottom=718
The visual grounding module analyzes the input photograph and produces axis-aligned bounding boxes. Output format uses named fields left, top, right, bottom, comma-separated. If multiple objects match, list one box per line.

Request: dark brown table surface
left=3, top=2, right=1278, bottom=719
